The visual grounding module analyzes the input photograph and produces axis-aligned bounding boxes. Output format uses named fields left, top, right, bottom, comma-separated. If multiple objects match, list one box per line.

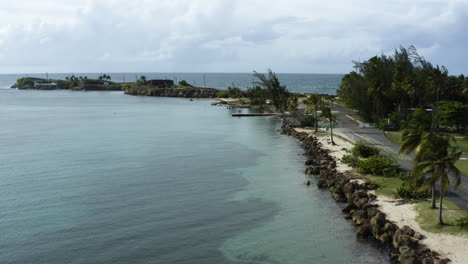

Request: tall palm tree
left=304, top=94, right=322, bottom=132
left=413, top=148, right=462, bottom=224
left=321, top=106, right=336, bottom=145
left=400, top=131, right=451, bottom=208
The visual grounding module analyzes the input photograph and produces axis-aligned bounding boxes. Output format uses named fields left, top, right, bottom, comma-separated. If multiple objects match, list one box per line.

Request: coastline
left=280, top=122, right=451, bottom=264
left=293, top=126, right=467, bottom=264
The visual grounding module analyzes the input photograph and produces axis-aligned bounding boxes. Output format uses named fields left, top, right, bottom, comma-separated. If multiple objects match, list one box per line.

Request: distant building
left=103, top=81, right=110, bottom=86
left=145, top=79, right=174, bottom=88
left=34, top=81, right=57, bottom=87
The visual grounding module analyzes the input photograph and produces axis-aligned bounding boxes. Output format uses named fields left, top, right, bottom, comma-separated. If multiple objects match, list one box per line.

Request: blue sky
left=0, top=0, right=467, bottom=74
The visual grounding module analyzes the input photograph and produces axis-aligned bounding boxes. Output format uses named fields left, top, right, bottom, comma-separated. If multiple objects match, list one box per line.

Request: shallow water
left=0, top=89, right=389, bottom=263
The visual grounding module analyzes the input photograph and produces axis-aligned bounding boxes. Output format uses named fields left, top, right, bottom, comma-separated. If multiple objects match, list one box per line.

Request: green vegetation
left=304, top=94, right=323, bottom=132
left=252, top=69, right=290, bottom=112
left=338, top=46, right=467, bottom=131
left=300, top=115, right=315, bottom=127
left=358, top=155, right=400, bottom=177
left=178, top=80, right=193, bottom=87
left=455, top=216, right=468, bottom=230
left=351, top=141, right=380, bottom=158
left=359, top=174, right=404, bottom=198
left=384, top=131, right=403, bottom=145
left=415, top=199, right=468, bottom=234
left=216, top=83, right=245, bottom=98
left=341, top=154, right=360, bottom=168
left=396, top=172, right=430, bottom=199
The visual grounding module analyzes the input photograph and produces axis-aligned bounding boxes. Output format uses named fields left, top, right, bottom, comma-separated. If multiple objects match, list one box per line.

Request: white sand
left=294, top=128, right=468, bottom=263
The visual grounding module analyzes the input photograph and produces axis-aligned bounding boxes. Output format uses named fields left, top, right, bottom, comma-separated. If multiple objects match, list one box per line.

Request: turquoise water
left=0, top=89, right=389, bottom=263
left=0, top=72, right=342, bottom=94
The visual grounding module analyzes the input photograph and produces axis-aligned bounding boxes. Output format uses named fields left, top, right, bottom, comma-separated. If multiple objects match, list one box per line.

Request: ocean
left=0, top=74, right=389, bottom=263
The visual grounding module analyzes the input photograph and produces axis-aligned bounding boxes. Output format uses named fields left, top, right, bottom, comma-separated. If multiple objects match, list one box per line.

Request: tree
left=304, top=94, right=322, bottom=132
left=438, top=100, right=467, bottom=131
left=321, top=106, right=337, bottom=145
left=253, top=69, right=289, bottom=113
left=287, top=95, right=299, bottom=116
left=413, top=148, right=462, bottom=224
left=401, top=132, right=452, bottom=208
left=139, top=75, right=147, bottom=83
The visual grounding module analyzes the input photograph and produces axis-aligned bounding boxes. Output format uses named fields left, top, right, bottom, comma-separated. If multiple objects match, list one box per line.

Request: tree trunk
left=431, top=184, right=436, bottom=209
left=438, top=184, right=444, bottom=225
left=314, top=110, right=318, bottom=132
left=330, top=119, right=335, bottom=145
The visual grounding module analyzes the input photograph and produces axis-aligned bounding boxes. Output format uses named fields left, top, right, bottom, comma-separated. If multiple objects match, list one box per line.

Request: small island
left=11, top=74, right=122, bottom=91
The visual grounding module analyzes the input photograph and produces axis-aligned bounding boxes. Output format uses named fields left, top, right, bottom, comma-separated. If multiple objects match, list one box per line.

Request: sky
left=0, top=0, right=467, bottom=74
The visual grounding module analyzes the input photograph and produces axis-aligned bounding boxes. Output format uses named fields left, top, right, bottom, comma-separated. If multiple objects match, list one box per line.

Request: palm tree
left=413, top=148, right=462, bottom=224
left=304, top=94, right=322, bottom=132
left=287, top=95, right=299, bottom=116
left=401, top=131, right=451, bottom=208
left=321, top=106, right=336, bottom=145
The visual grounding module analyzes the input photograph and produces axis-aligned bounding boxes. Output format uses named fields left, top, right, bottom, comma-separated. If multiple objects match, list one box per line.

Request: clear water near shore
left=0, top=83, right=389, bottom=263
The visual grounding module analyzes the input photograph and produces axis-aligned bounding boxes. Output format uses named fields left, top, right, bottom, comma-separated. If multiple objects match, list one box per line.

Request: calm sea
left=0, top=74, right=389, bottom=263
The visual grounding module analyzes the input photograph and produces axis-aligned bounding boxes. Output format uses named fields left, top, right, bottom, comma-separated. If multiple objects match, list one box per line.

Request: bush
left=357, top=154, right=400, bottom=177
left=300, top=115, right=315, bottom=127
left=217, top=90, right=230, bottom=98
left=179, top=80, right=193, bottom=87
left=397, top=181, right=430, bottom=199
left=341, top=154, right=360, bottom=168
left=455, top=217, right=468, bottom=230
left=351, top=142, right=380, bottom=158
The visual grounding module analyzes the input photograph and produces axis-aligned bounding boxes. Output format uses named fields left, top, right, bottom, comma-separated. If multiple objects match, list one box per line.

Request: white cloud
left=0, top=0, right=467, bottom=74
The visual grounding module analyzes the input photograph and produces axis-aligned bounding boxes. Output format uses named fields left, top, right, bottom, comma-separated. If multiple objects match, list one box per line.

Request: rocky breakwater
left=281, top=121, right=450, bottom=264
left=124, top=86, right=220, bottom=98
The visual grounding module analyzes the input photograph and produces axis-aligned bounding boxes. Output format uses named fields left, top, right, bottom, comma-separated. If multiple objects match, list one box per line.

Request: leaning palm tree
left=413, top=148, right=462, bottom=225
left=304, top=94, right=322, bottom=132
left=321, top=106, right=337, bottom=145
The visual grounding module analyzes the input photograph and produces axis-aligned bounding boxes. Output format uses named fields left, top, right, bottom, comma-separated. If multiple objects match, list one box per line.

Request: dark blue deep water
left=0, top=74, right=389, bottom=264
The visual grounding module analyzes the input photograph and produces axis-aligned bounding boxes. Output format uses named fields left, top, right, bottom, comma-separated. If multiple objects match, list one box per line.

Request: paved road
left=332, top=103, right=468, bottom=210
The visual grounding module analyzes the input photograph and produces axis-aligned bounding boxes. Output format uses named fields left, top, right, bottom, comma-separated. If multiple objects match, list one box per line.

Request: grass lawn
left=356, top=174, right=403, bottom=198
left=414, top=199, right=468, bottom=234
left=384, top=131, right=403, bottom=145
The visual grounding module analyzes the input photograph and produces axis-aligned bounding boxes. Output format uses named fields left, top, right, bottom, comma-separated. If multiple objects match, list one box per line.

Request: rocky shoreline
left=281, top=120, right=449, bottom=264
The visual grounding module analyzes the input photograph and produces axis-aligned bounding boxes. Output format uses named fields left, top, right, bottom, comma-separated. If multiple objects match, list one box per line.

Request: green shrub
left=351, top=142, right=380, bottom=158
left=397, top=181, right=430, bottom=199
left=357, top=154, right=400, bottom=177
left=178, top=80, right=193, bottom=87
left=217, top=90, right=230, bottom=98
left=341, top=154, right=360, bottom=168
left=300, top=115, right=315, bottom=127
left=455, top=217, right=468, bottom=230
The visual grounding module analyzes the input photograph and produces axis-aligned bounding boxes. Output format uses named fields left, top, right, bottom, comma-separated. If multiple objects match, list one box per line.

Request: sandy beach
left=295, top=127, right=468, bottom=264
